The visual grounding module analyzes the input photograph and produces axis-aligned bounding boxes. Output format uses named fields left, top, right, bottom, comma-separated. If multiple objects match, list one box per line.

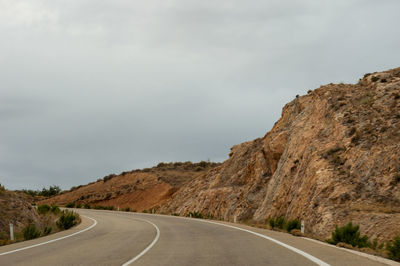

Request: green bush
left=286, top=219, right=301, bottom=232
left=187, top=211, right=203, bottom=218
left=326, top=222, right=369, bottom=248
left=43, top=226, right=52, bottom=235
left=51, top=205, right=61, bottom=214
left=37, top=204, right=51, bottom=215
left=83, top=203, right=91, bottom=209
left=268, top=218, right=275, bottom=229
left=386, top=236, right=400, bottom=261
left=123, top=207, right=130, bottom=212
left=65, top=202, right=75, bottom=208
left=22, top=225, right=41, bottom=240
left=57, top=210, right=79, bottom=230
left=142, top=209, right=148, bottom=213
left=275, top=217, right=286, bottom=229
left=75, top=203, right=82, bottom=208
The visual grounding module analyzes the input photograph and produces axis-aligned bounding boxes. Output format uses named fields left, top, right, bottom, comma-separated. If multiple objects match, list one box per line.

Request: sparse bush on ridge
left=83, top=203, right=91, bottom=209
left=22, top=225, right=41, bottom=240
left=326, top=222, right=369, bottom=248
left=21, top=185, right=61, bottom=197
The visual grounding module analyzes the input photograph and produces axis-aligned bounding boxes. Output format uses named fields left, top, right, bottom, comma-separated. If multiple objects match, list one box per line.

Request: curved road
left=0, top=209, right=394, bottom=266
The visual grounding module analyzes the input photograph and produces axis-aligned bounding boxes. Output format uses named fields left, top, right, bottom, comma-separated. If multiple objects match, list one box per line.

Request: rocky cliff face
left=160, top=67, right=400, bottom=242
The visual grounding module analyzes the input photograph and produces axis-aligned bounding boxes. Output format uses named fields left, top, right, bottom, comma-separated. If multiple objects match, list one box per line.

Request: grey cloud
left=0, top=0, right=399, bottom=190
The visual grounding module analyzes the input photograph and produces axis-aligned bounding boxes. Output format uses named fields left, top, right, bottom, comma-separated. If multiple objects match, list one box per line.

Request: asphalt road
left=0, top=209, right=395, bottom=266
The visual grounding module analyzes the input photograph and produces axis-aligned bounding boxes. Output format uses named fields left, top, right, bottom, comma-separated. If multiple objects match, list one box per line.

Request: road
left=0, top=209, right=395, bottom=266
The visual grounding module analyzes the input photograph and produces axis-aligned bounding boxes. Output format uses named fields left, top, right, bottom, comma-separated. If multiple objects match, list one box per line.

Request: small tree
left=22, top=225, right=41, bottom=240
left=386, top=236, right=400, bottom=262
left=327, top=222, right=369, bottom=248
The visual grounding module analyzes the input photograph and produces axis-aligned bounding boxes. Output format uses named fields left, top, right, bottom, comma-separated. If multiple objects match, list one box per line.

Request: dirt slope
left=160, top=67, right=400, bottom=242
left=0, top=188, right=40, bottom=242
left=41, top=162, right=220, bottom=212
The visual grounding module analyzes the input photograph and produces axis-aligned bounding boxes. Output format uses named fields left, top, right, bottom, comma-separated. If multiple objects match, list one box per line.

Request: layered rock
left=160, top=67, right=400, bottom=242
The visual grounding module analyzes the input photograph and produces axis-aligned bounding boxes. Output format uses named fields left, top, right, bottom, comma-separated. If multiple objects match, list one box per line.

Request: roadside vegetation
left=19, top=185, right=62, bottom=197
left=324, top=222, right=400, bottom=262
left=0, top=203, right=80, bottom=246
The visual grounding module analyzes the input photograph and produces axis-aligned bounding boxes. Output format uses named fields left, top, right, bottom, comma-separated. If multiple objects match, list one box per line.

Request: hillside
left=42, top=67, right=400, bottom=243
left=41, top=161, right=220, bottom=211
left=159, top=67, right=400, bottom=242
left=0, top=186, right=41, bottom=243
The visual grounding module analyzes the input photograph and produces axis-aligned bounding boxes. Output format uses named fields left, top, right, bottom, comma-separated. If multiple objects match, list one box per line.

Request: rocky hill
left=41, top=161, right=220, bottom=211
left=159, top=67, right=400, bottom=242
left=42, top=67, right=400, bottom=243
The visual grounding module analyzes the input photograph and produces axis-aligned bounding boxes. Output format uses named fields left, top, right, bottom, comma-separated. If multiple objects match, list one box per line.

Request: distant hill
left=40, top=161, right=220, bottom=212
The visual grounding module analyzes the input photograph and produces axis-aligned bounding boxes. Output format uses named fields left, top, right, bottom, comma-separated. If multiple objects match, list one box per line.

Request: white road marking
left=121, top=218, right=160, bottom=266
left=197, top=219, right=330, bottom=266
left=0, top=215, right=97, bottom=256
left=128, top=212, right=330, bottom=266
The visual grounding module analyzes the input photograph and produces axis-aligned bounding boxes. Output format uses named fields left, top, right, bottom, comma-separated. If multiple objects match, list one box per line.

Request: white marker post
left=189, top=213, right=192, bottom=218
left=301, top=220, right=305, bottom=234
left=234, top=215, right=237, bottom=223
left=152, top=209, right=154, bottom=214
left=9, top=223, right=14, bottom=241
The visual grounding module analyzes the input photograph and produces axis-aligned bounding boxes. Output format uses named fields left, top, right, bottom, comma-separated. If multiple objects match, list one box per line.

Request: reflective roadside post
left=301, top=220, right=305, bottom=234
left=9, top=223, right=14, bottom=241
left=234, top=215, right=237, bottom=223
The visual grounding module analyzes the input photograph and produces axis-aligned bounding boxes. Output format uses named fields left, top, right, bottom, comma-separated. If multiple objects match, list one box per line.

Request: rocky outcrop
left=160, top=67, right=400, bottom=242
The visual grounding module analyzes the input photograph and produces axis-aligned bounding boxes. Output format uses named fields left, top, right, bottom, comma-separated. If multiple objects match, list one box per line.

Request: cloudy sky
left=1, top=0, right=399, bottom=190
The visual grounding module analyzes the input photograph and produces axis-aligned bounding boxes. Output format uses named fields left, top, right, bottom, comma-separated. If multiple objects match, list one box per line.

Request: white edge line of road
left=121, top=218, right=160, bottom=266
left=198, top=219, right=330, bottom=266
left=0, top=215, right=98, bottom=256
left=302, top=237, right=400, bottom=266
left=110, top=210, right=329, bottom=266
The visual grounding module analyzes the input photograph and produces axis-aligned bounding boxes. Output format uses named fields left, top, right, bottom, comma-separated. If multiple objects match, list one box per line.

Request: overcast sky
left=1, top=0, right=399, bottom=190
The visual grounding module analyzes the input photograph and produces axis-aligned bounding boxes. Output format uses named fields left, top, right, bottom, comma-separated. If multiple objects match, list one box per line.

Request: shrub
left=103, top=174, right=116, bottom=182
left=386, top=236, right=400, bottom=261
left=57, top=210, right=79, bottom=230
left=75, top=203, right=82, bottom=208
left=286, top=219, right=301, bottom=232
left=37, top=204, right=51, bottom=215
left=275, top=217, right=286, bottom=229
left=43, top=226, right=52, bottom=236
left=51, top=205, right=61, bottom=214
left=83, top=203, right=91, bottom=209
left=268, top=218, right=275, bottom=229
left=0, top=183, right=5, bottom=191
left=326, top=222, right=369, bottom=248
left=22, top=225, right=41, bottom=240
left=65, top=202, right=75, bottom=208
left=105, top=193, right=112, bottom=200
left=142, top=210, right=148, bottom=213
left=187, top=211, right=203, bottom=218
left=124, top=207, right=130, bottom=212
